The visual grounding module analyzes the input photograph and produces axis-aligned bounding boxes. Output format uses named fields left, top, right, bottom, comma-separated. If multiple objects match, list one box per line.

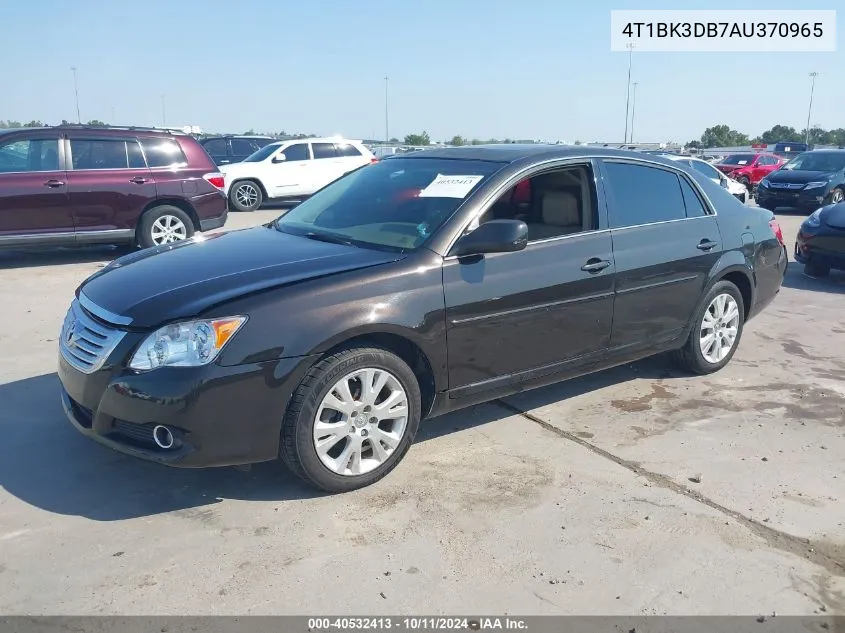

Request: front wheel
left=280, top=346, right=422, bottom=492
left=738, top=176, right=750, bottom=191
left=673, top=281, right=745, bottom=375
left=824, top=187, right=844, bottom=206
left=229, top=180, right=263, bottom=212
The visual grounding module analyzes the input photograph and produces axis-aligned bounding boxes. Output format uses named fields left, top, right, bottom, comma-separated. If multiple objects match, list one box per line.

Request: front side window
left=0, top=138, right=59, bottom=173
left=691, top=160, right=722, bottom=181
left=280, top=143, right=309, bottom=162
left=603, top=162, right=686, bottom=228
left=139, top=138, right=188, bottom=168
left=274, top=157, right=502, bottom=251
left=243, top=142, right=282, bottom=162
left=70, top=139, right=131, bottom=170
left=477, top=163, right=598, bottom=241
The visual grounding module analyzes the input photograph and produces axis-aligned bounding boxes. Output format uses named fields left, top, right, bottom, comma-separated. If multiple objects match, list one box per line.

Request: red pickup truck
left=715, top=153, right=786, bottom=190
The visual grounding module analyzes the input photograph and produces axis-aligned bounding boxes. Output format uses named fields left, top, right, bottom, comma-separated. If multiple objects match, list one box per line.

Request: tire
left=738, top=176, right=750, bottom=191
left=280, top=346, right=422, bottom=493
left=804, top=262, right=831, bottom=278
left=673, top=281, right=745, bottom=376
left=136, top=205, right=194, bottom=249
left=229, top=179, right=263, bottom=212
left=824, top=187, right=844, bottom=206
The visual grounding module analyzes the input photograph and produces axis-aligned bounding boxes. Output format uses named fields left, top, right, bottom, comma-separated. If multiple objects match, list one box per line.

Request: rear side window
left=603, top=162, right=686, bottom=228
left=70, top=139, right=131, bottom=170
left=280, top=143, right=309, bottom=162
left=230, top=138, right=255, bottom=155
left=335, top=143, right=362, bottom=157
left=0, top=138, right=59, bottom=172
left=202, top=138, right=228, bottom=156
left=127, top=140, right=146, bottom=168
left=311, top=142, right=337, bottom=159
left=679, top=177, right=707, bottom=218
left=140, top=138, right=188, bottom=168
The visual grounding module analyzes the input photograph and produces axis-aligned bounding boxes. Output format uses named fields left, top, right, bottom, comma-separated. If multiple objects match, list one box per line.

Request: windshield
left=243, top=143, right=282, bottom=162
left=274, top=157, right=503, bottom=251
left=720, top=154, right=756, bottom=166
left=781, top=152, right=845, bottom=172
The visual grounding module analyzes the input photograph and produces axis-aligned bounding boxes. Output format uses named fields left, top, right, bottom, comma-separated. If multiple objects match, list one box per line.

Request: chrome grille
left=59, top=299, right=126, bottom=374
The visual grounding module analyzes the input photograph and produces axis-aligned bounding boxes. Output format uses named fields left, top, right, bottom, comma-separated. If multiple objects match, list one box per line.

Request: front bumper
left=58, top=338, right=317, bottom=468
left=756, top=185, right=826, bottom=210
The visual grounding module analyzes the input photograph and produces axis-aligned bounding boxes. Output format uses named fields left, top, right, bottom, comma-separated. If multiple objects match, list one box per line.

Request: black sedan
left=795, top=201, right=845, bottom=277
left=756, top=149, right=845, bottom=212
left=57, top=145, right=787, bottom=492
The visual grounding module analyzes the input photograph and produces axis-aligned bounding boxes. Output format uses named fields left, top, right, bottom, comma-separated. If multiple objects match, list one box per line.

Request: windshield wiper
left=301, top=231, right=358, bottom=247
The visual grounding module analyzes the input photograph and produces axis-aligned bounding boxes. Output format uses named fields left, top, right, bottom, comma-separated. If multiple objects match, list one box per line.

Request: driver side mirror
left=272, top=153, right=287, bottom=164
left=720, top=176, right=729, bottom=188
left=452, top=219, right=528, bottom=257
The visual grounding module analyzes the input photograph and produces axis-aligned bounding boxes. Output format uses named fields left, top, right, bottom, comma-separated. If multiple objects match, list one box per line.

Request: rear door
left=65, top=136, right=155, bottom=239
left=599, top=159, right=722, bottom=349
left=0, top=132, right=74, bottom=244
left=309, top=142, right=347, bottom=191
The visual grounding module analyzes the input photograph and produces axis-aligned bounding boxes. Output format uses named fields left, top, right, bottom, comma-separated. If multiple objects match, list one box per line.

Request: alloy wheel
left=312, top=368, right=409, bottom=476
left=699, top=293, right=740, bottom=364
left=150, top=215, right=188, bottom=245
left=831, top=189, right=843, bottom=203
left=235, top=183, right=259, bottom=209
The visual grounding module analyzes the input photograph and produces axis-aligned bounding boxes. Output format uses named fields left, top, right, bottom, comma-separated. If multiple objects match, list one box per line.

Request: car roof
left=202, top=134, right=275, bottom=140
left=0, top=125, right=186, bottom=137
left=395, top=144, right=679, bottom=165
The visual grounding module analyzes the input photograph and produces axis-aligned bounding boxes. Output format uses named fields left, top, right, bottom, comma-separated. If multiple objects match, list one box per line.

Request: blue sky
left=1, top=0, right=842, bottom=142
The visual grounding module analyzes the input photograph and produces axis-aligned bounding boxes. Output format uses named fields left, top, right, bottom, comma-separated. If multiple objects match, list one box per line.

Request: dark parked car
left=795, top=201, right=845, bottom=277
left=57, top=146, right=786, bottom=492
left=756, top=149, right=845, bottom=212
left=198, top=135, right=276, bottom=166
left=0, top=125, right=227, bottom=249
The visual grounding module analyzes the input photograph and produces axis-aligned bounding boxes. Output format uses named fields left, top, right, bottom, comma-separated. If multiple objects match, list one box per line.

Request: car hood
left=765, top=169, right=834, bottom=184
left=821, top=202, right=845, bottom=229
left=78, top=227, right=405, bottom=329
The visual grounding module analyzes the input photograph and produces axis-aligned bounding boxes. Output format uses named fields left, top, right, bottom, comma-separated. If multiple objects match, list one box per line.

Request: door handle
left=697, top=239, right=718, bottom=251
left=44, top=179, right=65, bottom=188
left=130, top=177, right=148, bottom=184
left=581, top=258, right=611, bottom=273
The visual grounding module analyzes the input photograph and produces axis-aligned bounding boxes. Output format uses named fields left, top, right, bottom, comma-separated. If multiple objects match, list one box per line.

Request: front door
left=443, top=161, right=615, bottom=391
left=65, top=136, right=156, bottom=237
left=599, top=159, right=722, bottom=349
left=0, top=133, right=74, bottom=244
left=264, top=142, right=312, bottom=198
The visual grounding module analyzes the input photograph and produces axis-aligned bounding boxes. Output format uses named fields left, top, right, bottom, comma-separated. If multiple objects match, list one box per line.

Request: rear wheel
left=280, top=346, right=422, bottom=492
left=229, top=180, right=263, bottom=212
left=804, top=262, right=831, bottom=278
left=137, top=205, right=194, bottom=249
left=673, top=281, right=745, bottom=375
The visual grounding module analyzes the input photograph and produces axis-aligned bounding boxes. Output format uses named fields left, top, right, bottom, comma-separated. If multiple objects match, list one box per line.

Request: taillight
left=203, top=172, right=225, bottom=190
left=769, top=219, right=785, bottom=246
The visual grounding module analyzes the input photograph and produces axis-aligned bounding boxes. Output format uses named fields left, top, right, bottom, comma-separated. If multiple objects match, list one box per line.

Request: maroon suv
left=0, top=125, right=227, bottom=249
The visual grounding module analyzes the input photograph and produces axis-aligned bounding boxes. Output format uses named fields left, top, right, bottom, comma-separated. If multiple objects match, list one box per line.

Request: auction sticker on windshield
left=418, top=174, right=484, bottom=198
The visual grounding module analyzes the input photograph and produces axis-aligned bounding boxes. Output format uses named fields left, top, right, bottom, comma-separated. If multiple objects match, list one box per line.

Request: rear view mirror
left=452, top=219, right=528, bottom=257
left=272, top=154, right=287, bottom=163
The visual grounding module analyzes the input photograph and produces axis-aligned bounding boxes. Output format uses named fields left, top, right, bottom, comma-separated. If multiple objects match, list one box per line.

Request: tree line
left=688, top=124, right=845, bottom=149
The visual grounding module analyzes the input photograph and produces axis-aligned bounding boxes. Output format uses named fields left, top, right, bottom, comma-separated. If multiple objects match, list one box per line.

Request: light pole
left=805, top=72, right=818, bottom=146
left=70, top=67, right=81, bottom=123
left=623, top=43, right=635, bottom=144
left=630, top=82, right=639, bottom=144
left=384, top=76, right=389, bottom=143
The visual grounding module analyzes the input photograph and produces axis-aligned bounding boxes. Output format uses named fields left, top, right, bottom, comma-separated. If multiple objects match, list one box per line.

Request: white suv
left=220, top=137, right=376, bottom=211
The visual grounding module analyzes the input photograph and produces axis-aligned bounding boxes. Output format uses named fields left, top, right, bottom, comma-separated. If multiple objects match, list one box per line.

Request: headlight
left=129, top=316, right=247, bottom=370
left=804, top=181, right=828, bottom=190
left=805, top=208, right=823, bottom=228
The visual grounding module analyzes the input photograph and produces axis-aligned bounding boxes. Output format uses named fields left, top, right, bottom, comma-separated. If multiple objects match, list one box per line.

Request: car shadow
left=0, top=245, right=133, bottom=270
left=782, top=261, right=845, bottom=294
left=0, top=358, right=674, bottom=522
